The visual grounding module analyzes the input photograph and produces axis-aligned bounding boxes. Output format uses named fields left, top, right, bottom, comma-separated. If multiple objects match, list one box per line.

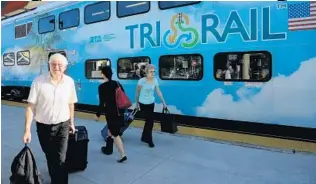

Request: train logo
left=163, top=13, right=199, bottom=49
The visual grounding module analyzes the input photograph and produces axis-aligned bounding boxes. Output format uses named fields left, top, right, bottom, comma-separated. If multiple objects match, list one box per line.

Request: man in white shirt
left=23, top=53, right=78, bottom=184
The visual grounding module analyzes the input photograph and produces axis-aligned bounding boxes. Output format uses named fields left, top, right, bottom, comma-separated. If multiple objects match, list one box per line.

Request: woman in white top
left=135, top=64, right=167, bottom=148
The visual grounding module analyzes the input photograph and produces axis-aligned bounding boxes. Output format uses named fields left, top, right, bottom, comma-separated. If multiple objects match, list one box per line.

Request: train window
left=159, top=54, right=203, bottom=80
left=15, top=24, right=26, bottom=38
left=3, top=53, right=15, bottom=66
left=26, top=22, right=32, bottom=34
left=84, top=1, right=110, bottom=24
left=117, top=56, right=150, bottom=79
left=59, top=9, right=80, bottom=30
left=117, top=1, right=150, bottom=18
left=17, top=50, right=30, bottom=65
left=15, top=22, right=32, bottom=39
left=85, top=59, right=111, bottom=79
left=38, top=15, right=55, bottom=34
left=214, top=51, right=272, bottom=82
left=158, top=1, right=200, bottom=10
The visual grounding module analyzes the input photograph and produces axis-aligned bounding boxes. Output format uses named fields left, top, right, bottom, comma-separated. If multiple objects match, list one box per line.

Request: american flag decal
left=288, top=1, right=316, bottom=31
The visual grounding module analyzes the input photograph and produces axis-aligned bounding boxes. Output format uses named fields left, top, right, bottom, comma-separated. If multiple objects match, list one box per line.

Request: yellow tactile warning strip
left=2, top=100, right=316, bottom=153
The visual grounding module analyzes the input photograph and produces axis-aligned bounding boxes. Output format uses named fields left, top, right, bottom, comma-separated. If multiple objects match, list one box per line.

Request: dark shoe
left=141, top=138, right=155, bottom=148
left=117, top=156, right=127, bottom=163
left=148, top=142, right=155, bottom=148
left=101, top=137, right=113, bottom=155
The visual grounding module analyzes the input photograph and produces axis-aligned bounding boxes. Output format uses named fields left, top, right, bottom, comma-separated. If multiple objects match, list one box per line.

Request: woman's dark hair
left=101, top=66, right=113, bottom=80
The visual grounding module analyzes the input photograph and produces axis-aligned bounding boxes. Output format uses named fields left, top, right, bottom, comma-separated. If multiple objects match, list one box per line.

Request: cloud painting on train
left=2, top=1, right=316, bottom=129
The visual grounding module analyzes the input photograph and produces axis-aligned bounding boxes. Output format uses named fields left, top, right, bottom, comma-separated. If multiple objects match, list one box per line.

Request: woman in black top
left=95, top=66, right=127, bottom=163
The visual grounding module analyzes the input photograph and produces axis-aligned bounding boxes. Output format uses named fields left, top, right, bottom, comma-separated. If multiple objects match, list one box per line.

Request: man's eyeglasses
left=50, top=63, right=64, bottom=68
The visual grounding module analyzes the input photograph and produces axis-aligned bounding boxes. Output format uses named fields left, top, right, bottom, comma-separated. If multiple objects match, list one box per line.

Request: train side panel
left=1, top=1, right=316, bottom=130
left=1, top=15, right=42, bottom=98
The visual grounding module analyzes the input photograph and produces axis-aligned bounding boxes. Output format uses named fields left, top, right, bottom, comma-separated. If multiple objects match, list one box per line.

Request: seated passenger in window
left=260, top=69, right=269, bottom=80
left=140, top=65, right=146, bottom=77
left=224, top=65, right=233, bottom=79
left=133, top=68, right=142, bottom=79
left=216, top=69, right=223, bottom=79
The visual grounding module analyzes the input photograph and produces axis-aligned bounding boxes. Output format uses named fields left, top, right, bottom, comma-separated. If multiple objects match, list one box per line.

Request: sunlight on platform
left=1, top=105, right=316, bottom=184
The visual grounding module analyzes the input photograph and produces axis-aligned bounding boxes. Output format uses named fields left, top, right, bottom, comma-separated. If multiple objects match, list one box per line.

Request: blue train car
left=2, top=1, right=316, bottom=141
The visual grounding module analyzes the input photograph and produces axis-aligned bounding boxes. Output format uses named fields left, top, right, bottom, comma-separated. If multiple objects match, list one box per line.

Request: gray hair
left=48, top=53, right=68, bottom=66
left=145, top=64, right=155, bottom=73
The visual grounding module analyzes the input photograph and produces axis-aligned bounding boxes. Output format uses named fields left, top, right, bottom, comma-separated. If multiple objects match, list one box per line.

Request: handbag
left=115, top=81, right=132, bottom=110
left=160, top=108, right=178, bottom=134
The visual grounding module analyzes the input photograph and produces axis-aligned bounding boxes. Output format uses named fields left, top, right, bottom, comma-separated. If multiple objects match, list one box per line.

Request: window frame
left=116, top=1, right=150, bottom=18
left=2, top=52, right=15, bottom=66
left=85, top=58, right=112, bottom=79
left=158, top=53, right=204, bottom=81
left=58, top=8, right=80, bottom=30
left=16, top=50, right=31, bottom=66
left=26, top=22, right=33, bottom=35
left=38, top=15, right=55, bottom=34
left=158, top=1, right=201, bottom=10
left=84, top=1, right=111, bottom=24
left=213, top=51, right=272, bottom=82
left=117, top=56, right=151, bottom=80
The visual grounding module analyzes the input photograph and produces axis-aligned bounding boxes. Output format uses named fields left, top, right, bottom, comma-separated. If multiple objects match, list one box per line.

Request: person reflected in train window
left=224, top=65, right=233, bottom=79
left=216, top=69, right=223, bottom=79
left=23, top=53, right=78, bottom=184
left=132, top=65, right=141, bottom=79
left=135, top=64, right=167, bottom=148
left=260, top=69, right=269, bottom=80
left=95, top=66, right=127, bottom=163
left=235, top=65, right=241, bottom=79
left=140, top=65, right=146, bottom=78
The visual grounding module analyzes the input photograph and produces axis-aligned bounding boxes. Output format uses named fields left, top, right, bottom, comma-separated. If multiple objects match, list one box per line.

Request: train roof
left=1, top=1, right=77, bottom=25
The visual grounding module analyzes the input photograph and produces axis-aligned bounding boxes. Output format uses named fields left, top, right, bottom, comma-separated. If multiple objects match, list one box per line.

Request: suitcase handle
left=125, top=108, right=138, bottom=121
left=72, top=129, right=78, bottom=141
left=162, top=107, right=170, bottom=114
left=131, top=108, right=138, bottom=115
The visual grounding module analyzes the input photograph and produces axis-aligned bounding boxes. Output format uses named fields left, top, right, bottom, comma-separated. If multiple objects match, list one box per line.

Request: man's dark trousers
left=36, top=120, right=69, bottom=184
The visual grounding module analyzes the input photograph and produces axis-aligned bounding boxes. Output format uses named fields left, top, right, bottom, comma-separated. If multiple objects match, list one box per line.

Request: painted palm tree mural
left=28, top=18, right=64, bottom=75
left=2, top=18, right=65, bottom=82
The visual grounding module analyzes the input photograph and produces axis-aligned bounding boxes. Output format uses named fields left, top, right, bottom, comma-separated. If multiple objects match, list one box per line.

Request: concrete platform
left=1, top=104, right=316, bottom=184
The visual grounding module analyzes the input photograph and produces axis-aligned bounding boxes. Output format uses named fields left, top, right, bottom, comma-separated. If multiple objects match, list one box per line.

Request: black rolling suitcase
left=65, top=126, right=89, bottom=173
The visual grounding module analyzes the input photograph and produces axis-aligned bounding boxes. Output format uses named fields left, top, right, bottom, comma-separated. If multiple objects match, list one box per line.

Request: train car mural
left=2, top=1, right=316, bottom=141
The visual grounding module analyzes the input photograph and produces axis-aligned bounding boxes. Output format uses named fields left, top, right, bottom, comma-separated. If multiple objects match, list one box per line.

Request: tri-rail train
left=2, top=1, right=316, bottom=141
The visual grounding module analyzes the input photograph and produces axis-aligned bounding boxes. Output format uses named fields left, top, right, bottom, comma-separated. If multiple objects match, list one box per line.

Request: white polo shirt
left=27, top=74, right=78, bottom=125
